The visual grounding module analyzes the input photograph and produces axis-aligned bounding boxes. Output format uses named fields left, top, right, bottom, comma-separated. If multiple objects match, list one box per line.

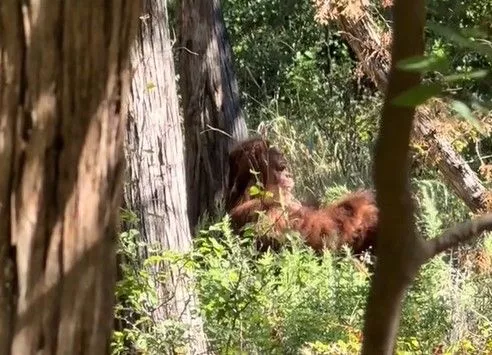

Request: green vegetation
left=111, top=126, right=492, bottom=353
left=113, top=0, right=491, bottom=353
left=112, top=207, right=492, bottom=354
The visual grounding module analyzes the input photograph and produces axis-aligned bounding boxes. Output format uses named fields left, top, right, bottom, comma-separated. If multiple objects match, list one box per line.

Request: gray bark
left=178, top=0, right=248, bottom=230
left=0, top=0, right=141, bottom=354
left=124, top=0, right=209, bottom=353
left=332, top=8, right=489, bottom=212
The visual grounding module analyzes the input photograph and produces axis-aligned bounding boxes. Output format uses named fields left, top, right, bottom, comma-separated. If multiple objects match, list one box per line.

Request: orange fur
left=227, top=138, right=379, bottom=254
left=294, top=191, right=378, bottom=254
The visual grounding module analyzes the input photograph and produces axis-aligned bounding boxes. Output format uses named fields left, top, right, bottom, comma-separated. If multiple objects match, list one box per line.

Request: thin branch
left=425, top=213, right=492, bottom=259
left=200, top=124, right=233, bottom=139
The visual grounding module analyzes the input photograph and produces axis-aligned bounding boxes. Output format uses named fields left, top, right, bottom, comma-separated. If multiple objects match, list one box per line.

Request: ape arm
left=229, top=198, right=265, bottom=227
left=229, top=194, right=301, bottom=231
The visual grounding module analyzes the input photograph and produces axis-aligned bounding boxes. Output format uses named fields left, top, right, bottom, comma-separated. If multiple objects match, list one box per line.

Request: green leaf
left=443, top=69, right=489, bottom=82
left=392, top=83, right=443, bottom=107
left=248, top=185, right=261, bottom=197
left=428, top=23, right=492, bottom=59
left=146, top=82, right=157, bottom=91
left=450, top=100, right=485, bottom=135
left=304, top=50, right=314, bottom=59
left=397, top=55, right=449, bottom=73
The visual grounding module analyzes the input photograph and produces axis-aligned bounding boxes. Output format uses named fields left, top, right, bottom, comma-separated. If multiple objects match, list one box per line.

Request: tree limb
left=425, top=213, right=492, bottom=260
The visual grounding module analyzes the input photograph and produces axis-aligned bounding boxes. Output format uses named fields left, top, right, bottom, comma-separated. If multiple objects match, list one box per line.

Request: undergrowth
left=112, top=207, right=492, bottom=354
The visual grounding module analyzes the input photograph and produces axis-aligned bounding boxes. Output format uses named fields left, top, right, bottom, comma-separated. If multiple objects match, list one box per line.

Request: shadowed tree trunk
left=0, top=0, right=141, bottom=354
left=124, top=0, right=209, bottom=352
left=178, top=0, right=248, bottom=230
left=313, top=1, right=490, bottom=212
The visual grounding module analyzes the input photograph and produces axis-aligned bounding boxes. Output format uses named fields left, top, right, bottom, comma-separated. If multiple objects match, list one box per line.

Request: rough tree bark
left=124, top=0, right=209, bottom=353
left=361, top=1, right=492, bottom=353
left=178, top=0, right=248, bottom=230
left=0, top=1, right=141, bottom=354
left=314, top=2, right=490, bottom=212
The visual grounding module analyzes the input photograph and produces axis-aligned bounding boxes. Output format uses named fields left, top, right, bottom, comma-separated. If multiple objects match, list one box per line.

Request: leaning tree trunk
left=313, top=2, right=490, bottom=212
left=124, top=0, right=209, bottom=353
left=0, top=1, right=141, bottom=354
left=178, top=0, right=248, bottom=229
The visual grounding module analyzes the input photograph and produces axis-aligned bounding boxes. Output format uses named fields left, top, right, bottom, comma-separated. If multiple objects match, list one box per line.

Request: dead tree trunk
left=314, top=2, right=490, bottom=212
left=0, top=1, right=141, bottom=354
left=178, top=0, right=248, bottom=230
left=124, top=0, right=209, bottom=352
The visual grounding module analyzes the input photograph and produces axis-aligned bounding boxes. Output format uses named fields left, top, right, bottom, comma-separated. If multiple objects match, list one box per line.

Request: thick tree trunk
left=326, top=7, right=490, bottom=212
left=0, top=1, right=141, bottom=354
left=124, top=0, right=209, bottom=353
left=178, top=0, right=248, bottom=229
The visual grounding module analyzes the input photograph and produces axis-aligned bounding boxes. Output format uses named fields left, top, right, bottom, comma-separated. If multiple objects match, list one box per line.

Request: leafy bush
left=111, top=211, right=192, bottom=355
left=188, top=215, right=491, bottom=354
left=113, top=190, right=492, bottom=354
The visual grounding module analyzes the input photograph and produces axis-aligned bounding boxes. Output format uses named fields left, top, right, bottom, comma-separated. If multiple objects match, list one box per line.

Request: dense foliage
left=113, top=0, right=491, bottom=353
left=222, top=0, right=491, bottom=189
left=112, top=203, right=492, bottom=354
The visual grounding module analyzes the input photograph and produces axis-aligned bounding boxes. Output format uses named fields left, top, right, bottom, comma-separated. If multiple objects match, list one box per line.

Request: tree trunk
left=360, top=1, right=492, bottom=352
left=323, top=6, right=490, bottom=212
left=178, top=0, right=248, bottom=230
left=0, top=1, right=141, bottom=354
left=362, top=0, right=426, bottom=352
left=124, top=0, right=209, bottom=353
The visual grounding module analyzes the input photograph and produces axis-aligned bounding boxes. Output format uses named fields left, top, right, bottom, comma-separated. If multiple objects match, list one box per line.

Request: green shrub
left=186, top=215, right=491, bottom=354
left=113, top=201, right=492, bottom=354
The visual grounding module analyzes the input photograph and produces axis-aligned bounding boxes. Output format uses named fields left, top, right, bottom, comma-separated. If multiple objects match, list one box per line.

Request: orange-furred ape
left=226, top=137, right=379, bottom=254
left=226, top=137, right=289, bottom=211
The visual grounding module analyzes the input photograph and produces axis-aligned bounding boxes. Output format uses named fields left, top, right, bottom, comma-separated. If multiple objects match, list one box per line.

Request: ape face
left=276, top=169, right=295, bottom=192
left=266, top=146, right=294, bottom=192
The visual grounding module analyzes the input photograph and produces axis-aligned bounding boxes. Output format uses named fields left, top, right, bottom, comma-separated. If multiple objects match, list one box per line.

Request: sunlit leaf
left=428, top=23, right=492, bottom=59
left=397, top=55, right=449, bottom=73
left=450, top=100, right=485, bottom=135
left=248, top=185, right=261, bottom=196
left=443, top=69, right=489, bottom=82
left=146, top=82, right=157, bottom=91
left=392, top=83, right=443, bottom=107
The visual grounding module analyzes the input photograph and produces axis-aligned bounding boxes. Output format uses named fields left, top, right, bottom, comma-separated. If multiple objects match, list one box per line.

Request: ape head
left=226, top=137, right=294, bottom=209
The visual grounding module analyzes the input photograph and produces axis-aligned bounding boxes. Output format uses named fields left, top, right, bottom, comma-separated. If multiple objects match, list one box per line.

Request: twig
left=200, top=124, right=234, bottom=139
left=175, top=46, right=199, bottom=56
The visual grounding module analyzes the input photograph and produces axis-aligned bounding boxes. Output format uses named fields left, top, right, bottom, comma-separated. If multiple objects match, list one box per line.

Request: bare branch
left=425, top=214, right=492, bottom=259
